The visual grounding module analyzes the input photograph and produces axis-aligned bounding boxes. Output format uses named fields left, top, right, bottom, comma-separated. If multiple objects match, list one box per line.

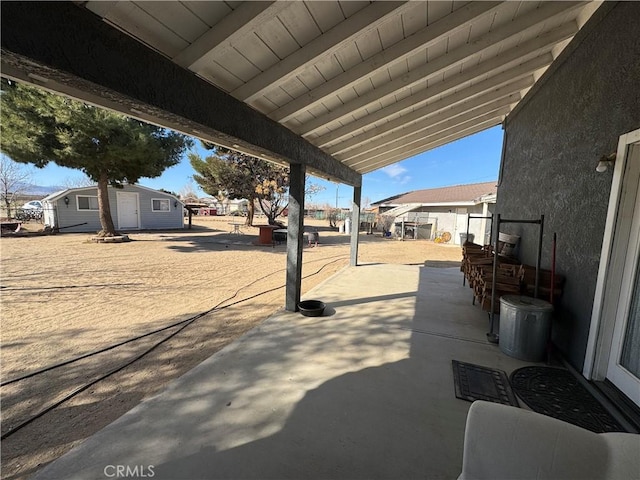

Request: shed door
left=117, top=192, right=139, bottom=230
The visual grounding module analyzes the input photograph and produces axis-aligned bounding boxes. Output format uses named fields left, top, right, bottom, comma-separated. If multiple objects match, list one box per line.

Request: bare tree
left=179, top=181, right=200, bottom=203
left=305, top=177, right=325, bottom=204
left=61, top=175, right=95, bottom=189
left=0, top=156, right=33, bottom=218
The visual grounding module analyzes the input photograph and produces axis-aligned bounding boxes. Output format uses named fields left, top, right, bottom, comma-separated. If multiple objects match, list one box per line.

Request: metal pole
left=535, top=214, right=544, bottom=298
left=463, top=213, right=471, bottom=286
left=350, top=186, right=361, bottom=267
left=487, top=213, right=500, bottom=344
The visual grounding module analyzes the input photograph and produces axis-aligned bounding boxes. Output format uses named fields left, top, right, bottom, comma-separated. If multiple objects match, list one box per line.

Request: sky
left=26, top=125, right=504, bottom=208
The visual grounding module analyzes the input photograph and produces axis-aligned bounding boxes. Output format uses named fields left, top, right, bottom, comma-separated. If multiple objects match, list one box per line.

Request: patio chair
left=458, top=400, right=639, bottom=480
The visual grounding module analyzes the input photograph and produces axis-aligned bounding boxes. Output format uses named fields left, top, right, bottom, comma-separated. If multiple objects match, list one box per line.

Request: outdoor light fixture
left=596, top=153, right=616, bottom=173
left=64, top=196, right=70, bottom=207
left=174, top=200, right=178, bottom=208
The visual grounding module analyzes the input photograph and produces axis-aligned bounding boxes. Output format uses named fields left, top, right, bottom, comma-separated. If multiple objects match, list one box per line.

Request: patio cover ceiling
left=2, top=1, right=599, bottom=180
left=83, top=1, right=598, bottom=173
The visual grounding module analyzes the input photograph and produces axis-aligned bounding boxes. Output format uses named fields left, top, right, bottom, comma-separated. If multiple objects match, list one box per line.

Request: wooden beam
left=269, top=1, right=503, bottom=123
left=172, top=2, right=291, bottom=70
left=342, top=102, right=516, bottom=167
left=296, top=2, right=583, bottom=136
left=313, top=50, right=555, bottom=148
left=328, top=76, right=533, bottom=156
left=232, top=1, right=409, bottom=103
left=359, top=118, right=507, bottom=174
left=0, top=1, right=361, bottom=186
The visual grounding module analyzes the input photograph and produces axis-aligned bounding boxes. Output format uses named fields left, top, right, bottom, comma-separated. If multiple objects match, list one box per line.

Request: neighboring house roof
left=372, top=181, right=497, bottom=207
left=42, top=184, right=183, bottom=204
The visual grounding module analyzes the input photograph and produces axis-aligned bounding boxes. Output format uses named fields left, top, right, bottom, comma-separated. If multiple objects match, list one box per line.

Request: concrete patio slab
left=34, top=264, right=537, bottom=480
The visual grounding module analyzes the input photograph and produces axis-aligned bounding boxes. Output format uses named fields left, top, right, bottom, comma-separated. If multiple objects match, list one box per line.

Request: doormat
left=452, top=360, right=519, bottom=406
left=510, top=366, right=625, bottom=433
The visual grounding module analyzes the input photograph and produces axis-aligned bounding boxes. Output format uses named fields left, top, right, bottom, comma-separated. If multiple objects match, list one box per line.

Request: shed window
left=77, top=195, right=99, bottom=210
left=152, top=198, right=170, bottom=212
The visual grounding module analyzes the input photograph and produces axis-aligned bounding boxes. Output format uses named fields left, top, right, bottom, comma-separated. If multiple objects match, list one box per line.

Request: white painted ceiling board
left=234, top=34, right=281, bottom=72
left=304, top=1, right=348, bottom=33
left=314, top=55, right=346, bottom=83
left=340, top=98, right=517, bottom=164
left=252, top=19, right=300, bottom=61
left=261, top=88, right=294, bottom=109
left=274, top=77, right=309, bottom=103
left=293, top=68, right=326, bottom=94
left=338, top=1, right=371, bottom=19
left=199, top=61, right=243, bottom=92
left=378, top=15, right=405, bottom=49
left=135, top=2, right=208, bottom=43
left=277, top=2, right=323, bottom=46
left=181, top=1, right=234, bottom=28
left=217, top=48, right=262, bottom=83
left=78, top=0, right=597, bottom=175
left=101, top=2, right=189, bottom=58
left=333, top=42, right=365, bottom=74
left=427, top=1, right=456, bottom=27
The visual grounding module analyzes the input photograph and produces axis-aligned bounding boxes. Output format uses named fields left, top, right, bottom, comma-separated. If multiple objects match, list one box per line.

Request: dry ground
left=0, top=215, right=462, bottom=479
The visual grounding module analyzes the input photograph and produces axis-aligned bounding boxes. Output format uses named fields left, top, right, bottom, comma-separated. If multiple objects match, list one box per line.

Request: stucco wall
left=498, top=2, right=640, bottom=369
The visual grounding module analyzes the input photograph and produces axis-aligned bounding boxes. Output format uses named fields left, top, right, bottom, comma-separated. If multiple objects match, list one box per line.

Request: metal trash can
left=459, top=232, right=475, bottom=244
left=499, top=295, right=553, bottom=362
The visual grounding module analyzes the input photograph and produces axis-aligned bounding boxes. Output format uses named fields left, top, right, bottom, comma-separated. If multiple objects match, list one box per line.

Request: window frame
left=76, top=195, right=99, bottom=211
left=151, top=198, right=171, bottom=213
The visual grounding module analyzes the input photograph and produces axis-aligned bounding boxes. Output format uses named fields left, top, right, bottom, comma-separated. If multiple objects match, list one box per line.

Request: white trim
left=584, top=128, right=640, bottom=380
left=606, top=164, right=640, bottom=403
left=76, top=194, right=99, bottom=211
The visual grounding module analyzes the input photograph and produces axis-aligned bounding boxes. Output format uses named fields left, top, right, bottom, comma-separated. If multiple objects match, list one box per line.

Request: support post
left=487, top=213, right=500, bottom=344
left=286, top=163, right=305, bottom=311
left=350, top=186, right=361, bottom=266
left=535, top=215, right=545, bottom=299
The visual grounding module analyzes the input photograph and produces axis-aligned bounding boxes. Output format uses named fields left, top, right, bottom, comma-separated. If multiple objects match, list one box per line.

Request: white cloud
left=381, top=164, right=407, bottom=178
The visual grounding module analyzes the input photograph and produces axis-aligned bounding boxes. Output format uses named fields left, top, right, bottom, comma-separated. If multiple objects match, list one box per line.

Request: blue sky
left=28, top=125, right=503, bottom=208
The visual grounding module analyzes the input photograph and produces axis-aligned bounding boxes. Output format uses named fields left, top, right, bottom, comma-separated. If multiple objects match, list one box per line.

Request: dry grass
left=0, top=215, right=462, bottom=479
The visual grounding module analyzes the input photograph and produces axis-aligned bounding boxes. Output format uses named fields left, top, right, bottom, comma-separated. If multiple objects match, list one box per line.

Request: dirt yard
left=0, top=215, right=462, bottom=479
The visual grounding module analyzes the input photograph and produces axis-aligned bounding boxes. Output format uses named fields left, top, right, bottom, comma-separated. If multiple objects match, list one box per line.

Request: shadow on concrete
left=151, top=358, right=454, bottom=480
left=31, top=265, right=535, bottom=480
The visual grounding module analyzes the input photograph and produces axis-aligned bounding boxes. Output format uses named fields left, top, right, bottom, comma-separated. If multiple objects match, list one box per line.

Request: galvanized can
left=499, top=295, right=553, bottom=362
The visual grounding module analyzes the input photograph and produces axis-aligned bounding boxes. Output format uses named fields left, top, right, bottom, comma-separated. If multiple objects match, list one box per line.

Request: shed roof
left=42, top=184, right=183, bottom=203
left=373, top=181, right=497, bottom=206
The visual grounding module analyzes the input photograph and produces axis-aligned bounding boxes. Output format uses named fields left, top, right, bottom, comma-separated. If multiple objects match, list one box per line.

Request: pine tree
left=0, top=79, right=193, bottom=236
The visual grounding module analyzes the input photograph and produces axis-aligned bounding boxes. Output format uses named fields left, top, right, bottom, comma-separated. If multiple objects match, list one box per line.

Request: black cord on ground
left=2, top=254, right=349, bottom=387
left=1, top=256, right=348, bottom=440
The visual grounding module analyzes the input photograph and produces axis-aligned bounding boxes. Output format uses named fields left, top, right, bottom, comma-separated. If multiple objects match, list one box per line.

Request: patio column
left=350, top=185, right=361, bottom=266
left=286, top=163, right=305, bottom=311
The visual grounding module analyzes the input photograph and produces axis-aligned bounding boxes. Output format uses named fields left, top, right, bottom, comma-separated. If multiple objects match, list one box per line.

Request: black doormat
left=510, top=366, right=625, bottom=433
left=452, top=360, right=519, bottom=406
